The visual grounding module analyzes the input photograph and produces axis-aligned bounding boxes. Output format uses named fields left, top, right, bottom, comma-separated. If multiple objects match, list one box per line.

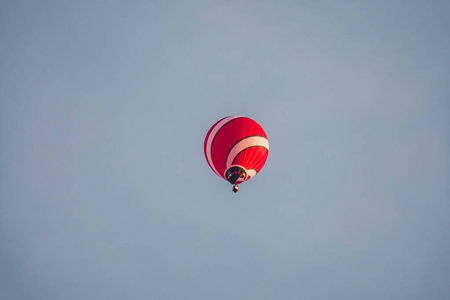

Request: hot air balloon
left=204, top=116, right=269, bottom=192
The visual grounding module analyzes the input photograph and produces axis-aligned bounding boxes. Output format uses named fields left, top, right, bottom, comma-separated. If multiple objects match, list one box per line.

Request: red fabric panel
left=232, top=147, right=269, bottom=174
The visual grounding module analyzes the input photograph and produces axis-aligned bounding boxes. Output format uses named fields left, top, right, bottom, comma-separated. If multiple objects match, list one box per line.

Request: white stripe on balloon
left=225, top=136, right=269, bottom=170
left=205, top=115, right=243, bottom=177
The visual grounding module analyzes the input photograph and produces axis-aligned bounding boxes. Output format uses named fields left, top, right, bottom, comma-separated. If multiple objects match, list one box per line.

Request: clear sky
left=1, top=1, right=449, bottom=299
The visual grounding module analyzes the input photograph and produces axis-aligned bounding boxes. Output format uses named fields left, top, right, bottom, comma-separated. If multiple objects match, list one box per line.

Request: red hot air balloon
left=204, top=116, right=269, bottom=192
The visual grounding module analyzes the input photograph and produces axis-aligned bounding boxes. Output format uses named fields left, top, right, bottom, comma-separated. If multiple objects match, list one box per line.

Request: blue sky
left=1, top=1, right=450, bottom=299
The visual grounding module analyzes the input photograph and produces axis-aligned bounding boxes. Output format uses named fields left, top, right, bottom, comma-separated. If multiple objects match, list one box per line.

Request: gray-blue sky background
left=1, top=1, right=449, bottom=299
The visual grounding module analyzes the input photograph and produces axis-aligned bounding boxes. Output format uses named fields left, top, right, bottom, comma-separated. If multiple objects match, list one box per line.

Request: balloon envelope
left=204, top=116, right=269, bottom=190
